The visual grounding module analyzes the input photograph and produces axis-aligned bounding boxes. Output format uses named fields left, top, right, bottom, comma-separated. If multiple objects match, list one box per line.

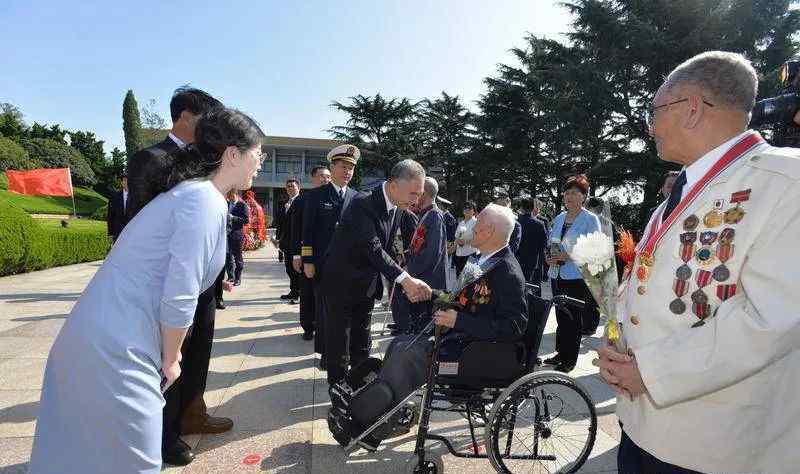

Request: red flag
left=6, top=168, right=73, bottom=197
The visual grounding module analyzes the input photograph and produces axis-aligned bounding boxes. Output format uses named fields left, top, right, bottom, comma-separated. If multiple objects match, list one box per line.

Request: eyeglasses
left=643, top=98, right=715, bottom=130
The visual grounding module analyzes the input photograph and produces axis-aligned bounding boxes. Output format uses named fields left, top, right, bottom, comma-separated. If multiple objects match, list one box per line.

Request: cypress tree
left=122, top=90, right=143, bottom=161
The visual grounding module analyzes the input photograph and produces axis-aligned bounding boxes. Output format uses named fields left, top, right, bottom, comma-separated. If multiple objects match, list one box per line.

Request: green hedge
left=0, top=200, right=111, bottom=276
left=90, top=204, right=108, bottom=221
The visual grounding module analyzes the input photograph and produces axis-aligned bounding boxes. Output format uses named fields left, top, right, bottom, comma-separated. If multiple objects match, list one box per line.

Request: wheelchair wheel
left=485, top=372, right=597, bottom=473
left=408, top=457, right=444, bottom=474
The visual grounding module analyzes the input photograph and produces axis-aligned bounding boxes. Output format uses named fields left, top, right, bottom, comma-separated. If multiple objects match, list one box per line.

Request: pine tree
left=122, top=90, right=143, bottom=161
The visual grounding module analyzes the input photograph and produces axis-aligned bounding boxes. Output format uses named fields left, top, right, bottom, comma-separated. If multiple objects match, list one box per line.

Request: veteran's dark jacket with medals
left=440, top=246, right=528, bottom=360
left=300, top=182, right=357, bottom=277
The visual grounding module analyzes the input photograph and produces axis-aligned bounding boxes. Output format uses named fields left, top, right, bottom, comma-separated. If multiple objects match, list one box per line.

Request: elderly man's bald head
left=471, top=203, right=516, bottom=252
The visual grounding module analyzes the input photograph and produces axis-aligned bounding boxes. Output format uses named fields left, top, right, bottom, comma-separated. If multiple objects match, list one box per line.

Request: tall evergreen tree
left=122, top=90, right=143, bottom=161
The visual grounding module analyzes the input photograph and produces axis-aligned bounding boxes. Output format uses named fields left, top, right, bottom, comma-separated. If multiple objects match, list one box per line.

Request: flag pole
left=68, top=167, right=76, bottom=218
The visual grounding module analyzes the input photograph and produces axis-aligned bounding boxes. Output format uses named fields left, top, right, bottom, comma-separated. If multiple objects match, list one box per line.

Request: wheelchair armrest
left=553, top=294, right=585, bottom=309
left=525, top=283, right=541, bottom=294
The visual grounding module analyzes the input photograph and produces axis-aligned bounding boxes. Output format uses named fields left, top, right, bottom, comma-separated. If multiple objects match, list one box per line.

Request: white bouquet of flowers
left=565, top=226, right=626, bottom=353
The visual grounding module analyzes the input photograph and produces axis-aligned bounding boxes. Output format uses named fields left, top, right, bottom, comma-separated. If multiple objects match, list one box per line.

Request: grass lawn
left=0, top=172, right=107, bottom=216
left=35, top=218, right=107, bottom=232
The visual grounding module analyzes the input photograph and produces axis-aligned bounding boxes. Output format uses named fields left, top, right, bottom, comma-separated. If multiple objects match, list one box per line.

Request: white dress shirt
left=476, top=245, right=506, bottom=266
left=122, top=190, right=128, bottom=214
left=381, top=182, right=409, bottom=284
left=331, top=181, right=348, bottom=199
left=168, top=132, right=186, bottom=149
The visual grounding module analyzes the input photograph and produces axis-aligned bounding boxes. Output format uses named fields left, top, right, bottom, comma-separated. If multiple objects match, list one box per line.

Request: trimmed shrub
left=0, top=137, right=37, bottom=172
left=0, top=201, right=111, bottom=276
left=90, top=204, right=108, bottom=221
left=0, top=200, right=37, bottom=274
left=0, top=171, right=7, bottom=190
left=19, top=138, right=97, bottom=186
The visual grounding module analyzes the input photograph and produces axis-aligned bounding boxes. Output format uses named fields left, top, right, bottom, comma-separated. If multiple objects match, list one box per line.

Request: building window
left=276, top=149, right=302, bottom=177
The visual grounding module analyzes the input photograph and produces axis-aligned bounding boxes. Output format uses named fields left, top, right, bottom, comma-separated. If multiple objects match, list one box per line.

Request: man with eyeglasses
left=596, top=51, right=800, bottom=474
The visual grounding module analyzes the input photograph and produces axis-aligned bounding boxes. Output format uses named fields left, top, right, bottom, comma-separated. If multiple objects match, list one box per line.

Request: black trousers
left=227, top=232, right=244, bottom=282
left=453, top=254, right=471, bottom=278
left=162, top=281, right=217, bottom=449
left=313, top=281, right=326, bottom=356
left=325, top=295, right=374, bottom=384
left=283, top=254, right=299, bottom=296
left=299, top=271, right=315, bottom=334
left=618, top=429, right=705, bottom=474
left=214, top=267, right=224, bottom=303
left=551, top=277, right=591, bottom=367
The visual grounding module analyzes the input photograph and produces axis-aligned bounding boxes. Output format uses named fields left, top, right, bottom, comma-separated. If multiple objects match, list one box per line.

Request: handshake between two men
left=400, top=276, right=432, bottom=303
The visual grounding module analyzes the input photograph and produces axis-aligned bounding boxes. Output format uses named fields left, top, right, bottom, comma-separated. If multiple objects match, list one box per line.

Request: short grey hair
left=481, top=203, right=516, bottom=244
left=665, top=51, right=758, bottom=113
left=389, top=159, right=426, bottom=182
left=424, top=177, right=439, bottom=199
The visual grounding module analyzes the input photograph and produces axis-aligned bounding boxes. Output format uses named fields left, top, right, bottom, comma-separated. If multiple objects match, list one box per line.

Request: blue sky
left=0, top=1, right=572, bottom=153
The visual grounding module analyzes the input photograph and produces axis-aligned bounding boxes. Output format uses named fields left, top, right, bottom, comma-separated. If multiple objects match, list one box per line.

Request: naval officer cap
left=327, top=144, right=360, bottom=165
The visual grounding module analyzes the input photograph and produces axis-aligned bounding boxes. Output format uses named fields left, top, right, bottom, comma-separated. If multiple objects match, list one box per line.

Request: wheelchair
left=330, top=283, right=598, bottom=473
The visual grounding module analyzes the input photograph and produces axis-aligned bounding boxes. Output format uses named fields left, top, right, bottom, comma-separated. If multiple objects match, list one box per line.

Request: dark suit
left=289, top=193, right=314, bottom=334
left=302, top=183, right=357, bottom=357
left=106, top=191, right=127, bottom=242
left=226, top=200, right=249, bottom=283
left=124, top=137, right=181, bottom=226
left=321, top=186, right=407, bottom=384
left=391, top=205, right=448, bottom=332
left=509, top=219, right=522, bottom=254
left=277, top=196, right=300, bottom=296
left=124, top=135, right=221, bottom=451
left=516, top=214, right=548, bottom=291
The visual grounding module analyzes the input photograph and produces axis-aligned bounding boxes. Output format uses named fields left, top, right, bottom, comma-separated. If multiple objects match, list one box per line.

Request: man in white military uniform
left=596, top=51, right=800, bottom=474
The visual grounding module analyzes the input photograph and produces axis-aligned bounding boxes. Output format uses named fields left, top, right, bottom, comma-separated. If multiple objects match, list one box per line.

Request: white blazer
left=617, top=139, right=800, bottom=474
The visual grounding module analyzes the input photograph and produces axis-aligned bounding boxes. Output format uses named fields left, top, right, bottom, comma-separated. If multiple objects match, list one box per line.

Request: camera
left=750, top=60, right=800, bottom=146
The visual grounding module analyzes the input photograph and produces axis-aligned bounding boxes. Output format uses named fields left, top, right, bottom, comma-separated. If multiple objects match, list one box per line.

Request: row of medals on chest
left=636, top=199, right=745, bottom=318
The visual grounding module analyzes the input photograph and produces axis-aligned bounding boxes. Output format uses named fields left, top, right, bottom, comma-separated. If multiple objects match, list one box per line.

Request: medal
left=683, top=214, right=700, bottom=231
left=694, top=247, right=716, bottom=266
left=713, top=243, right=734, bottom=282
left=719, top=228, right=735, bottom=245
left=716, top=284, right=738, bottom=301
left=673, top=278, right=689, bottom=297
left=676, top=264, right=692, bottom=280
left=637, top=286, right=647, bottom=295
left=670, top=298, right=687, bottom=315
left=724, top=206, right=745, bottom=224
left=680, top=232, right=697, bottom=244
left=639, top=252, right=654, bottom=267
left=636, top=265, right=649, bottom=282
left=699, top=231, right=718, bottom=245
left=693, top=303, right=711, bottom=319
left=696, top=269, right=713, bottom=288
left=691, top=289, right=708, bottom=305
left=703, top=209, right=723, bottom=228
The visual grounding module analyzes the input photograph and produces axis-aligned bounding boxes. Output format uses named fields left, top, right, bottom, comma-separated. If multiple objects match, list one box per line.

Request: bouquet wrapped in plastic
left=564, top=207, right=626, bottom=353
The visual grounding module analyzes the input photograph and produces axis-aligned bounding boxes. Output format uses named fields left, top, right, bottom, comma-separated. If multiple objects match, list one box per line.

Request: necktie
left=339, top=189, right=345, bottom=201
left=662, top=171, right=687, bottom=222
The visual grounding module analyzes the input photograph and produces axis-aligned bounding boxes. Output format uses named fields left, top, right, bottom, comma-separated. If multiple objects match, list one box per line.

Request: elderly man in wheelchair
left=327, top=203, right=598, bottom=474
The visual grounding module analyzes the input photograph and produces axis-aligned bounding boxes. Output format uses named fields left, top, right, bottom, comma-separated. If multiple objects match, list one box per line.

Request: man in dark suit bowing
left=301, top=145, right=360, bottom=367
left=321, top=159, right=433, bottom=385
left=106, top=172, right=128, bottom=243
left=124, top=86, right=227, bottom=467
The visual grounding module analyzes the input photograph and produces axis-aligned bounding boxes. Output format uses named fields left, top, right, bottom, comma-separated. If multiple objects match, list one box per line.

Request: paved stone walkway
left=0, top=246, right=620, bottom=473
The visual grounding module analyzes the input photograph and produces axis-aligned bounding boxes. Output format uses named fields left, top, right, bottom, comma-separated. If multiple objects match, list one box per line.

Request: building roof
left=263, top=136, right=344, bottom=149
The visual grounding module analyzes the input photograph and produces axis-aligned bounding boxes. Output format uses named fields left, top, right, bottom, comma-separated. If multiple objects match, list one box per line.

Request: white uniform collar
left=168, top=132, right=186, bottom=149
left=682, top=130, right=750, bottom=198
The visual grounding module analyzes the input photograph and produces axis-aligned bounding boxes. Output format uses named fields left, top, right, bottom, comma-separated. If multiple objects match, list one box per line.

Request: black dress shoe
left=280, top=293, right=292, bottom=300
left=233, top=280, right=241, bottom=286
left=542, top=356, right=561, bottom=366
left=387, top=323, right=398, bottom=330
left=553, top=363, right=575, bottom=373
left=302, top=332, right=314, bottom=341
left=162, top=439, right=194, bottom=466
left=288, top=299, right=298, bottom=305
left=216, top=301, right=226, bottom=310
